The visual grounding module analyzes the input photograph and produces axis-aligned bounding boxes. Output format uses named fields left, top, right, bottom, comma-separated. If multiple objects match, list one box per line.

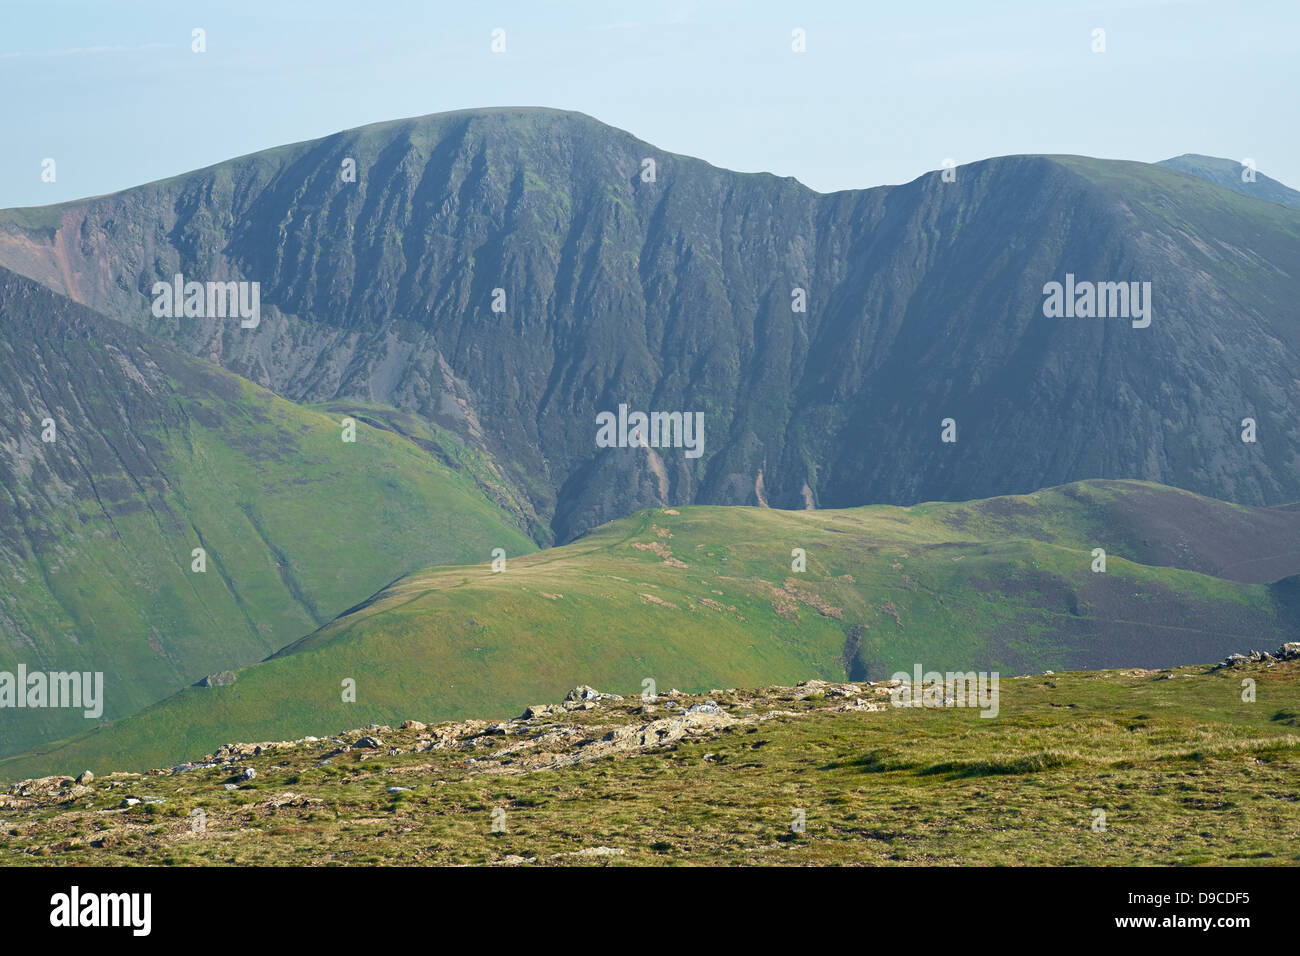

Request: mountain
left=4, top=653, right=1299, bottom=866
left=1, top=109, right=1298, bottom=544
left=0, top=265, right=535, bottom=759
left=6, top=478, right=1297, bottom=781
left=1158, top=154, right=1300, bottom=208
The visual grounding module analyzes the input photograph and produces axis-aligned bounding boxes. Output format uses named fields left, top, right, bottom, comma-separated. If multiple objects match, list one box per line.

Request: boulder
left=520, top=704, right=559, bottom=720
left=197, top=671, right=238, bottom=688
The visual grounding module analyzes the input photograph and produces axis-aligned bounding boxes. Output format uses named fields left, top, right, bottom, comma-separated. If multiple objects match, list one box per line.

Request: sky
left=2, top=0, right=1295, bottom=209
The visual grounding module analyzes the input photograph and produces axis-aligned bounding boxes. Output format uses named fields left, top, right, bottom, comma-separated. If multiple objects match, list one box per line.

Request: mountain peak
left=1157, top=153, right=1300, bottom=207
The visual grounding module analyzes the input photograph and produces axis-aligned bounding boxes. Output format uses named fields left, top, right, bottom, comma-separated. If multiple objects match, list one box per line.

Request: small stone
left=119, top=798, right=140, bottom=808
left=354, top=735, right=384, bottom=749
left=401, top=720, right=426, bottom=731
left=75, top=771, right=94, bottom=786
left=573, top=846, right=625, bottom=857
left=171, top=761, right=217, bottom=774
left=387, top=786, right=412, bottom=794
left=686, top=700, right=723, bottom=715
left=237, top=767, right=257, bottom=782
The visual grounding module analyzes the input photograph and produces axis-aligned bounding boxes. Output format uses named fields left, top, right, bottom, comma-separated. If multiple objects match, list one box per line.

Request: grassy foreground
left=2, top=658, right=1296, bottom=866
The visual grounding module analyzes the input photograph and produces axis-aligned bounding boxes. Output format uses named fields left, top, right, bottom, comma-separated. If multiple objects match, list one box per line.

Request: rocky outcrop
left=197, top=672, right=238, bottom=688
left=1216, top=642, right=1300, bottom=668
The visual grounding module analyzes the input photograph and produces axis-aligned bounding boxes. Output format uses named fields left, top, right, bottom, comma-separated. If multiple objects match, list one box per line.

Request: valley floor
left=1, top=661, right=1297, bottom=866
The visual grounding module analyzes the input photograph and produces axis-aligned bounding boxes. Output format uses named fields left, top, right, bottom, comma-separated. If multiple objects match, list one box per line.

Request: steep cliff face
left=3, top=108, right=1299, bottom=542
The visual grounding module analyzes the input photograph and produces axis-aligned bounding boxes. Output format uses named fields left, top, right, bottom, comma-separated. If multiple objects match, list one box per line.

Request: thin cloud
left=0, top=42, right=174, bottom=60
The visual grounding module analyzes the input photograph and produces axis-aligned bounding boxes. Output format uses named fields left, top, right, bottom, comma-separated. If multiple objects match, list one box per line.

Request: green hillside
left=0, top=268, right=535, bottom=758
left=6, top=479, right=1296, bottom=781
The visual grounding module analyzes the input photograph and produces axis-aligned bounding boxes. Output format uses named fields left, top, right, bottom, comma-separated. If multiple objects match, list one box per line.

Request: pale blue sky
left=2, top=0, right=1294, bottom=209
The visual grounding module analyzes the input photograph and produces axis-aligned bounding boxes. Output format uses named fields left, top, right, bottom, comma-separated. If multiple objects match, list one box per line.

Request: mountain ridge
left=2, top=108, right=1295, bottom=210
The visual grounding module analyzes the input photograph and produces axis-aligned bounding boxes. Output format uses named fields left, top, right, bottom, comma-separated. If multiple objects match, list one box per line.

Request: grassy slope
left=0, top=359, right=536, bottom=758
left=4, top=479, right=1295, bottom=781
left=1, top=660, right=1296, bottom=866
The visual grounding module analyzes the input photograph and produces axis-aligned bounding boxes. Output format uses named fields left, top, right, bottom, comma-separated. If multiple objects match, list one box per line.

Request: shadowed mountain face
left=1, top=108, right=1299, bottom=547
left=0, top=266, right=535, bottom=758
